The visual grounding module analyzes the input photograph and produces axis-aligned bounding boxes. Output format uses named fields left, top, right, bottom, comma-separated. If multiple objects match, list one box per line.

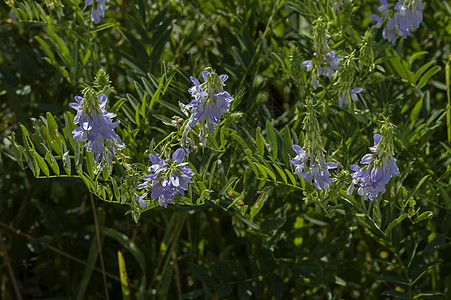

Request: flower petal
left=172, top=148, right=186, bottom=163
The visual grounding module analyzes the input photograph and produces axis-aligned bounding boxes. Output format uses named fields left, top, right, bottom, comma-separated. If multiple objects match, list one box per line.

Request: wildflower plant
left=85, top=0, right=110, bottom=24
left=2, top=0, right=448, bottom=299
left=181, top=67, right=234, bottom=147
left=290, top=101, right=338, bottom=190
left=70, top=70, right=125, bottom=173
left=136, top=148, right=194, bottom=208
left=333, top=52, right=363, bottom=108
left=370, top=0, right=424, bottom=44
left=348, top=120, right=400, bottom=200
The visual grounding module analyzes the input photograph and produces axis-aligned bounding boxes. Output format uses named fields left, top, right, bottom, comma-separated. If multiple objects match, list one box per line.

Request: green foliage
left=1, top=0, right=450, bottom=299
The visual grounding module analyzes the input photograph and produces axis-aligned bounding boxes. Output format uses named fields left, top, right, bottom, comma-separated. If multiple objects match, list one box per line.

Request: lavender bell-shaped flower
left=370, top=0, right=423, bottom=45
left=183, top=68, right=234, bottom=147
left=301, top=50, right=343, bottom=89
left=348, top=130, right=400, bottom=200
left=70, top=93, right=125, bottom=172
left=86, top=0, right=110, bottom=24
left=290, top=102, right=338, bottom=191
left=137, top=148, right=194, bottom=208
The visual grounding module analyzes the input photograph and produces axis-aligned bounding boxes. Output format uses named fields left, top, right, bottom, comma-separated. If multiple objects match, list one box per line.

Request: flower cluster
left=371, top=0, right=424, bottom=45
left=85, top=0, right=110, bottom=24
left=70, top=93, right=125, bottom=171
left=136, top=148, right=194, bottom=208
left=348, top=133, right=399, bottom=200
left=291, top=144, right=338, bottom=190
left=183, top=68, right=234, bottom=146
left=290, top=101, right=338, bottom=190
left=301, top=50, right=342, bottom=89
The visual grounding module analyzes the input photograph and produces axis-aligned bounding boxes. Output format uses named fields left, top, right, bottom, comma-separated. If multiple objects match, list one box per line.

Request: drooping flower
left=301, top=50, right=343, bottom=89
left=137, top=148, right=194, bottom=208
left=290, top=101, right=338, bottom=191
left=290, top=144, right=338, bottom=190
left=70, top=93, right=125, bottom=171
left=183, top=68, right=234, bottom=147
left=134, top=193, right=148, bottom=209
left=85, top=0, right=110, bottom=24
left=348, top=131, right=400, bottom=200
left=338, top=87, right=363, bottom=108
left=370, top=0, right=424, bottom=45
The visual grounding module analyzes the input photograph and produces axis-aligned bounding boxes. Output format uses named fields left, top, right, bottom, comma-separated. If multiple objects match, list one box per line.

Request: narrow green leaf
left=102, top=165, right=110, bottom=182
left=414, top=61, right=434, bottom=82
left=281, top=125, right=292, bottom=164
left=385, top=213, right=408, bottom=234
left=409, top=97, right=423, bottom=121
left=31, top=150, right=49, bottom=177
left=20, top=124, right=34, bottom=150
left=273, top=164, right=287, bottom=184
left=99, top=227, right=147, bottom=300
left=413, top=211, right=433, bottom=224
left=254, top=163, right=267, bottom=179
left=266, top=120, right=278, bottom=160
left=62, top=148, right=71, bottom=176
left=256, top=127, right=264, bottom=156
left=86, top=151, right=94, bottom=178
left=409, top=51, right=428, bottom=64
left=117, top=251, right=131, bottom=300
left=141, top=92, right=147, bottom=118
left=75, top=142, right=82, bottom=171
left=285, top=169, right=296, bottom=186
left=229, top=131, right=248, bottom=150
left=259, top=164, right=276, bottom=181
left=7, top=133, right=24, bottom=168
left=78, top=171, right=95, bottom=192
left=148, top=76, right=164, bottom=111
left=219, top=177, right=238, bottom=197
left=245, top=157, right=259, bottom=177
left=250, top=187, right=271, bottom=220
left=82, top=50, right=91, bottom=66
left=135, top=103, right=140, bottom=126
left=22, top=148, right=38, bottom=177
left=417, top=66, right=441, bottom=89
left=35, top=36, right=56, bottom=62
left=112, top=177, right=121, bottom=202
left=45, top=151, right=60, bottom=176
left=64, top=111, right=76, bottom=151
left=406, top=175, right=429, bottom=201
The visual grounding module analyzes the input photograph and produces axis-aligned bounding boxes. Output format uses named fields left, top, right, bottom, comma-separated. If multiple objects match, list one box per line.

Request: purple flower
left=70, top=94, right=125, bottom=170
left=338, top=87, right=363, bottom=108
left=138, top=148, right=194, bottom=208
left=324, top=50, right=343, bottom=77
left=186, top=71, right=233, bottom=132
left=86, top=0, right=110, bottom=24
left=290, top=144, right=338, bottom=190
left=348, top=134, right=399, bottom=200
left=301, top=51, right=343, bottom=88
left=135, top=193, right=148, bottom=209
left=394, top=0, right=423, bottom=36
left=183, top=68, right=234, bottom=147
left=371, top=0, right=423, bottom=45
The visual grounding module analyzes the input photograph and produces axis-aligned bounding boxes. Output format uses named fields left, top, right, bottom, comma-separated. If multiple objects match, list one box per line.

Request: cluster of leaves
left=0, top=0, right=450, bottom=299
